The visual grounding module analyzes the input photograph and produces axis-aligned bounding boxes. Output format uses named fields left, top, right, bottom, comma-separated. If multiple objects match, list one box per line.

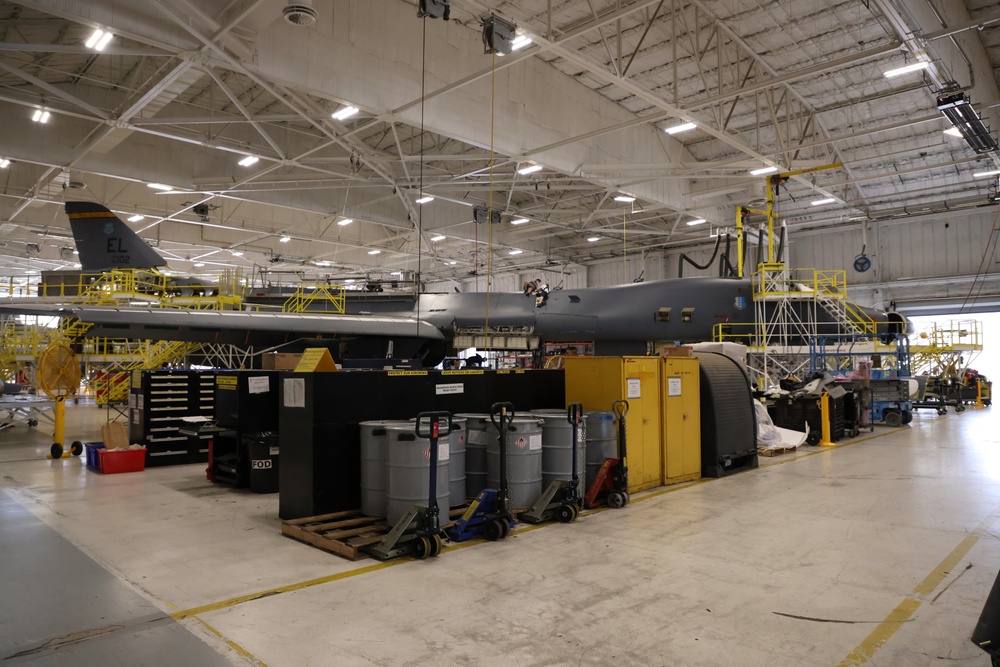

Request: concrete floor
left=1, top=402, right=998, bottom=666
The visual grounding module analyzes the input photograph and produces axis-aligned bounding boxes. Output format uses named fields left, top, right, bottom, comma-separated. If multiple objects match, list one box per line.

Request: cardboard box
left=101, top=422, right=129, bottom=449
left=262, top=353, right=302, bottom=371
left=656, top=345, right=693, bottom=357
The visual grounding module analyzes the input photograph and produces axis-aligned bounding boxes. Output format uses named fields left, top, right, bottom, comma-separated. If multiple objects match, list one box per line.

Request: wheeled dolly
left=520, top=403, right=584, bottom=524
left=585, top=400, right=630, bottom=509
left=368, top=411, right=452, bottom=561
left=446, top=402, right=517, bottom=542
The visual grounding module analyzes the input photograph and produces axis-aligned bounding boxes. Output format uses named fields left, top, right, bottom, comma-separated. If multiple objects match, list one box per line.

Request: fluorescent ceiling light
left=613, top=195, right=636, bottom=203
left=518, top=164, right=543, bottom=175
left=508, top=249, right=523, bottom=255
left=445, top=261, right=457, bottom=265
left=368, top=249, right=381, bottom=255
left=315, top=261, right=331, bottom=267
left=337, top=218, right=353, bottom=226
left=973, top=169, right=1000, bottom=178
left=230, top=251, right=244, bottom=257
left=686, top=218, right=707, bottom=226
left=587, top=237, right=601, bottom=242
left=431, top=235, right=446, bottom=242
left=127, top=214, right=144, bottom=222
left=943, top=127, right=963, bottom=137
left=391, top=271, right=402, bottom=276
left=32, top=109, right=50, bottom=123
left=811, top=198, right=837, bottom=206
left=147, top=183, right=173, bottom=191
left=510, top=217, right=529, bottom=225
left=883, top=61, right=929, bottom=78
left=86, top=29, right=113, bottom=50
left=0, top=159, right=10, bottom=169
left=74, top=263, right=81, bottom=268
left=415, top=195, right=434, bottom=204
left=664, top=122, right=697, bottom=135
left=193, top=262, right=205, bottom=268
left=332, top=105, right=359, bottom=121
left=750, top=166, right=778, bottom=176
left=279, top=235, right=291, bottom=243
left=345, top=279, right=355, bottom=284
left=72, top=250, right=78, bottom=254
left=238, top=155, right=259, bottom=167
left=511, top=35, right=532, bottom=51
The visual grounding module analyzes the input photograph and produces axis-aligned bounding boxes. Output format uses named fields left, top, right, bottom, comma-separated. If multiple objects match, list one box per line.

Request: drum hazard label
left=516, top=436, right=526, bottom=450
left=529, top=434, right=542, bottom=451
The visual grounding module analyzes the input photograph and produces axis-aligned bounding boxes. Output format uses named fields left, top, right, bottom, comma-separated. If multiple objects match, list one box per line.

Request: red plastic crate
left=97, top=448, right=147, bottom=474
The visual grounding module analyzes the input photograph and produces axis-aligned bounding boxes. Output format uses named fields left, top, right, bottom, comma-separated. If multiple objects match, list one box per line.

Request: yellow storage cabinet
left=660, top=356, right=702, bottom=484
left=562, top=356, right=662, bottom=493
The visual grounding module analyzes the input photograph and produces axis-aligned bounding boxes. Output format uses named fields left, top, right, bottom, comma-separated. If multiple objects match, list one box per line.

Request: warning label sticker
left=529, top=434, right=542, bottom=451
left=516, top=436, right=526, bottom=450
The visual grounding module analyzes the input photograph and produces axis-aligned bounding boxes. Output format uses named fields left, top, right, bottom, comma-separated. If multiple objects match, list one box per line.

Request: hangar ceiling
left=0, top=0, right=997, bottom=287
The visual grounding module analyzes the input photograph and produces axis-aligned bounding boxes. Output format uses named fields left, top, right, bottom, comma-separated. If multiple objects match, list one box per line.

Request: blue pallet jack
left=368, top=411, right=452, bottom=560
left=446, top=402, right=517, bottom=542
left=520, top=403, right=584, bottom=524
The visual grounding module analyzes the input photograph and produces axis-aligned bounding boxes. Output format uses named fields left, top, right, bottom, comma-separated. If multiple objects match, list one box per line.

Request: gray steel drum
left=584, top=411, right=617, bottom=487
left=385, top=425, right=450, bottom=525
left=531, top=410, right=586, bottom=496
left=448, top=417, right=467, bottom=507
left=457, top=413, right=490, bottom=498
left=359, top=420, right=410, bottom=517
left=486, top=417, right=543, bottom=509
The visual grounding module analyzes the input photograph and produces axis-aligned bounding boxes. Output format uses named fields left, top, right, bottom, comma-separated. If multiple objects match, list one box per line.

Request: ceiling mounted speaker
left=283, top=0, right=317, bottom=26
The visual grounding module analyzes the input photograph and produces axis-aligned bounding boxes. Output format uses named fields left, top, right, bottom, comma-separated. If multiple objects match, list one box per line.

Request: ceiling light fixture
left=686, top=218, right=707, bottom=226
left=508, top=249, right=523, bottom=255
left=238, top=155, right=259, bottom=167
left=0, top=159, right=10, bottom=169
left=664, top=122, right=697, bottom=135
left=613, top=194, right=636, bottom=203
left=431, top=235, right=446, bottom=242
left=811, top=197, right=837, bottom=206
left=445, top=261, right=457, bottom=265
left=587, top=237, right=601, bottom=242
left=973, top=169, right=1000, bottom=178
left=415, top=195, right=434, bottom=204
left=127, top=214, right=144, bottom=222
left=31, top=109, right=50, bottom=123
left=943, top=127, right=963, bottom=138
left=85, top=29, right=113, bottom=51
left=750, top=166, right=779, bottom=176
left=510, top=217, right=529, bottom=225
left=331, top=105, right=359, bottom=121
left=518, top=164, right=543, bottom=175
left=368, top=249, right=381, bottom=255
left=279, top=235, right=291, bottom=243
left=883, top=61, right=929, bottom=78
left=510, top=34, right=531, bottom=51
left=193, top=262, right=205, bottom=268
left=337, top=218, right=353, bottom=226
left=391, top=271, right=402, bottom=276
left=937, top=92, right=999, bottom=154
left=147, top=183, right=173, bottom=191
left=231, top=251, right=244, bottom=257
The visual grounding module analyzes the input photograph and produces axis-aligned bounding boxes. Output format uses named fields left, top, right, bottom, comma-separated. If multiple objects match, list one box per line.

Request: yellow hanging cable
left=623, top=207, right=627, bottom=276
left=486, top=51, right=496, bottom=335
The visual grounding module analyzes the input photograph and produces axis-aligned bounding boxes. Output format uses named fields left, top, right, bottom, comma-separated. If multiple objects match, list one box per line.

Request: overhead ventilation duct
left=283, top=0, right=318, bottom=26
left=25, top=243, right=41, bottom=257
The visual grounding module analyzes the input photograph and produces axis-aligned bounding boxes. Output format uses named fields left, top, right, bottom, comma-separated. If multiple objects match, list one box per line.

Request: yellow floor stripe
left=836, top=504, right=1000, bottom=666
left=191, top=617, right=268, bottom=667
left=168, top=426, right=905, bottom=624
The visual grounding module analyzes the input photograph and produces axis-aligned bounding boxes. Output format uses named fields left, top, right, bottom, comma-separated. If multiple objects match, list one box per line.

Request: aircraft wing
left=70, top=307, right=445, bottom=341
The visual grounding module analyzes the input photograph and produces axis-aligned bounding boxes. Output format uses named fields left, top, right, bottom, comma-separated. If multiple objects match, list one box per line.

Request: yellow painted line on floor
left=167, top=427, right=904, bottom=624
left=192, top=616, right=268, bottom=667
left=836, top=502, right=1000, bottom=667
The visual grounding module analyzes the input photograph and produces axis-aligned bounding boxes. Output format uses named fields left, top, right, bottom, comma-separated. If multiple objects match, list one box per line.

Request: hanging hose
left=756, top=224, right=764, bottom=266
left=775, top=224, right=785, bottom=264
left=678, top=233, right=723, bottom=278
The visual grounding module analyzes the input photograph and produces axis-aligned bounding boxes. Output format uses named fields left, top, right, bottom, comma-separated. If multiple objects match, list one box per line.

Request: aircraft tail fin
left=65, top=202, right=167, bottom=272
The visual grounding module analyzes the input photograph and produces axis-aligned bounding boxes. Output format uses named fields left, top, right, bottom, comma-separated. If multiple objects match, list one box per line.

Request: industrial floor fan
left=37, top=345, right=83, bottom=460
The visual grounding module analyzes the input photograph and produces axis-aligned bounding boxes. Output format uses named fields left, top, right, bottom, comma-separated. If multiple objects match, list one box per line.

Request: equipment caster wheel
left=883, top=411, right=902, bottom=428
left=622, top=492, right=630, bottom=506
left=484, top=519, right=503, bottom=542
left=849, top=428, right=860, bottom=438
left=70, top=441, right=83, bottom=456
left=415, top=535, right=432, bottom=559
left=937, top=408, right=947, bottom=416
left=28, top=419, right=38, bottom=428
left=608, top=491, right=626, bottom=509
left=430, top=533, right=444, bottom=557
left=50, top=443, right=63, bottom=459
left=956, top=404, right=966, bottom=413
left=556, top=504, right=576, bottom=523
left=805, top=431, right=821, bottom=446
left=499, top=519, right=511, bottom=539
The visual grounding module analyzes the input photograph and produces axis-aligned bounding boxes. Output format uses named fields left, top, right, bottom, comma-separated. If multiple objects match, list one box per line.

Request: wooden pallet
left=281, top=506, right=469, bottom=561
left=757, top=445, right=798, bottom=457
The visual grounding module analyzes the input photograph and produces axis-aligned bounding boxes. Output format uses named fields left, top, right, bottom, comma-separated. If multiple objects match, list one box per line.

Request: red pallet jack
left=584, top=400, right=630, bottom=509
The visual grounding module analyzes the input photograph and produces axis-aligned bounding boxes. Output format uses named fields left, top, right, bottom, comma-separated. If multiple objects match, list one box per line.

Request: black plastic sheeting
left=693, top=351, right=758, bottom=478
